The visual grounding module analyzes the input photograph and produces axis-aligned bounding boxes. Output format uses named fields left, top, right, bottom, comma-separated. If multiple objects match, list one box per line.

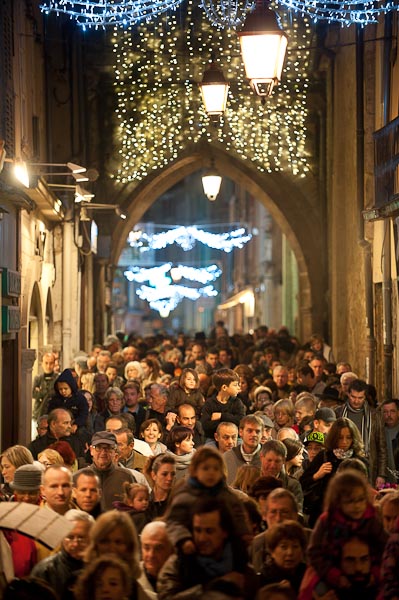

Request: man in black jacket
left=31, top=509, right=94, bottom=600
left=157, top=497, right=257, bottom=600
left=28, top=408, right=86, bottom=460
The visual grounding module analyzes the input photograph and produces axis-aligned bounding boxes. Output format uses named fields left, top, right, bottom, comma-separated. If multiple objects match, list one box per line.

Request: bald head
left=48, top=409, right=72, bottom=438
left=41, top=465, right=73, bottom=515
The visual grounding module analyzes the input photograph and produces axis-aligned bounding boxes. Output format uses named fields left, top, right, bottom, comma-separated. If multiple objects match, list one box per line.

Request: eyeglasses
left=64, top=535, right=87, bottom=543
left=92, top=445, right=115, bottom=453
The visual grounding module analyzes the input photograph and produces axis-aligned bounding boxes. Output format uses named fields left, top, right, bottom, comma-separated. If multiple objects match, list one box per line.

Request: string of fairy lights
left=123, top=226, right=250, bottom=314
left=112, top=0, right=312, bottom=182
left=127, top=225, right=253, bottom=252
left=123, top=263, right=222, bottom=316
left=40, top=0, right=397, bottom=29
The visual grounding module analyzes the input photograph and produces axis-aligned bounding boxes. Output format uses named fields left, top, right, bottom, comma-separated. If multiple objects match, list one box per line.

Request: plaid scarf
left=341, top=402, right=372, bottom=456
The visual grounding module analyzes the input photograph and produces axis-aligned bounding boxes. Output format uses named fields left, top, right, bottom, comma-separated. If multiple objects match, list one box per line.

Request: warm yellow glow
left=218, top=289, right=254, bottom=313
left=14, top=161, right=30, bottom=188
left=239, top=33, right=288, bottom=95
left=112, top=1, right=312, bottom=182
left=202, top=173, right=222, bottom=201
left=200, top=83, right=229, bottom=116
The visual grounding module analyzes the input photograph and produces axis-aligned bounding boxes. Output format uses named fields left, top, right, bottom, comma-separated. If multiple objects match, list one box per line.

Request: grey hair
left=105, top=386, right=124, bottom=402
left=64, top=509, right=95, bottom=524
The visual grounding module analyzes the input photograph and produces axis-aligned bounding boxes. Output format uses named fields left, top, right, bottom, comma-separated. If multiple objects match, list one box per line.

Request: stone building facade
left=1, top=3, right=399, bottom=446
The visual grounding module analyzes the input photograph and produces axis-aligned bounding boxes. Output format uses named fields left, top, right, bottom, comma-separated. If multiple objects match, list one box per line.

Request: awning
left=217, top=288, right=254, bottom=311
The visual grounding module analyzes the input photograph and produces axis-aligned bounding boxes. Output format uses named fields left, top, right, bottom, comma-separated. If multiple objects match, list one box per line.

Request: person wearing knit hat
left=282, top=438, right=304, bottom=479
left=10, top=463, right=44, bottom=504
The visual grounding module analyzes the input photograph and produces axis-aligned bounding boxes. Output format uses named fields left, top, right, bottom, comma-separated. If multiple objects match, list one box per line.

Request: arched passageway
left=110, top=145, right=326, bottom=339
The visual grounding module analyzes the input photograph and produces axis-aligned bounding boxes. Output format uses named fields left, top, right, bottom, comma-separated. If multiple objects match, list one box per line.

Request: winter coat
left=47, top=369, right=89, bottom=427
left=31, top=547, right=83, bottom=600
left=166, top=384, right=205, bottom=417
left=200, top=395, right=245, bottom=438
left=335, top=402, right=387, bottom=484
left=157, top=542, right=258, bottom=600
left=307, top=504, right=387, bottom=588
left=299, top=448, right=368, bottom=527
left=165, top=476, right=251, bottom=549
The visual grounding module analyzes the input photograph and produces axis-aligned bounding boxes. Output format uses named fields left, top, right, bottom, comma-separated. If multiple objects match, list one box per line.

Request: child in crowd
left=113, top=482, right=150, bottom=534
left=74, top=555, right=131, bottom=600
left=166, top=368, right=205, bottom=417
left=47, top=368, right=88, bottom=429
left=200, top=369, right=245, bottom=439
left=165, top=446, right=252, bottom=554
left=304, top=470, right=387, bottom=597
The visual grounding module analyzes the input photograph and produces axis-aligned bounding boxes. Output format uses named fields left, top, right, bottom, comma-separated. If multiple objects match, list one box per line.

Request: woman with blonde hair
left=79, top=371, right=96, bottom=394
left=0, top=445, right=34, bottom=499
left=232, top=464, right=261, bottom=494
left=38, top=448, right=64, bottom=468
left=84, top=511, right=145, bottom=598
left=124, top=361, right=144, bottom=382
left=273, top=398, right=295, bottom=432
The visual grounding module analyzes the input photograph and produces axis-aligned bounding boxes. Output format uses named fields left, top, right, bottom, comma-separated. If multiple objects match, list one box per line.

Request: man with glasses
left=32, top=509, right=94, bottom=599
left=84, top=430, right=136, bottom=511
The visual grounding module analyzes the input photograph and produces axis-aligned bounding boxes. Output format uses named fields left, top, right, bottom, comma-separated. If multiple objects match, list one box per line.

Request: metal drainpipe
left=62, top=206, right=73, bottom=369
left=356, top=26, right=376, bottom=384
left=381, top=14, right=393, bottom=399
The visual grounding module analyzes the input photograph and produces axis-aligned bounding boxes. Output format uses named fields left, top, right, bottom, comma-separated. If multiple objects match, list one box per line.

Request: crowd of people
left=1, top=322, right=399, bottom=599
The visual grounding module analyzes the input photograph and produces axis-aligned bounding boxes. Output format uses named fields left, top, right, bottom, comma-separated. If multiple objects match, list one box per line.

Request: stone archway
left=110, top=145, right=326, bottom=339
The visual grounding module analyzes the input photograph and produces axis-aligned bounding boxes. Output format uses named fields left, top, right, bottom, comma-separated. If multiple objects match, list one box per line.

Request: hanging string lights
left=127, top=225, right=252, bottom=252
left=200, top=0, right=255, bottom=29
left=124, top=263, right=222, bottom=284
left=123, top=264, right=220, bottom=316
left=40, top=0, right=183, bottom=29
left=276, top=0, right=394, bottom=25
left=113, top=0, right=312, bottom=183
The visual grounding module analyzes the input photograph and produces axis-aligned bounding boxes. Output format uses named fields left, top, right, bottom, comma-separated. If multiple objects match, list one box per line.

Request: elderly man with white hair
left=31, top=509, right=94, bottom=599
left=340, top=371, right=358, bottom=401
left=272, top=365, right=291, bottom=399
left=138, top=521, right=174, bottom=599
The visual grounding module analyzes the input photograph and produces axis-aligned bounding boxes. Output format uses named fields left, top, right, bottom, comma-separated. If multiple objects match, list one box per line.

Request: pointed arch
left=110, top=146, right=326, bottom=338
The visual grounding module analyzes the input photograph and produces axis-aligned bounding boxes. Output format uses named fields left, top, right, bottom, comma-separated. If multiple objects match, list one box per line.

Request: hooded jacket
left=47, top=369, right=88, bottom=427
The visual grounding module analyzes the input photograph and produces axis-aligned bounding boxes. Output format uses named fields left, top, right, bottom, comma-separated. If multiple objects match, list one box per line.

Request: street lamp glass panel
left=202, top=174, right=222, bottom=201
left=200, top=82, right=229, bottom=116
left=239, top=32, right=287, bottom=94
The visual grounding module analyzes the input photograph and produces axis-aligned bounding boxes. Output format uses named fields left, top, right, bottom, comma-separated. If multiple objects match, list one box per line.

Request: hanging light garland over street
left=113, top=0, right=312, bottom=182
left=277, top=0, right=394, bottom=25
left=40, top=0, right=183, bottom=29
left=124, top=263, right=222, bottom=284
left=200, top=0, right=255, bottom=28
left=127, top=225, right=252, bottom=252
